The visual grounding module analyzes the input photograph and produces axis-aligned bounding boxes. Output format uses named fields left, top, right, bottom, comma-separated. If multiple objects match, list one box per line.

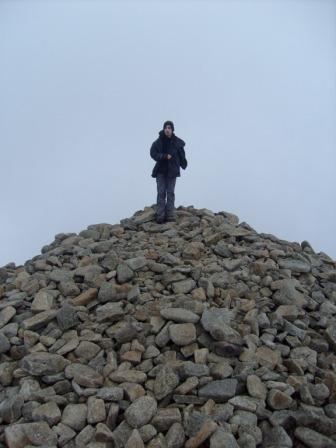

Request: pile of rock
left=0, top=205, right=336, bottom=447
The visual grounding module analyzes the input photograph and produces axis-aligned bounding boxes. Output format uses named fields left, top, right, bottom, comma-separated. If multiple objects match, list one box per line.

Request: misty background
left=1, top=0, right=335, bottom=267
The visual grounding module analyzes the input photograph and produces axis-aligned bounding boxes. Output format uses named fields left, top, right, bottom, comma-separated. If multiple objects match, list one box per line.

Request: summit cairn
left=0, top=205, right=336, bottom=447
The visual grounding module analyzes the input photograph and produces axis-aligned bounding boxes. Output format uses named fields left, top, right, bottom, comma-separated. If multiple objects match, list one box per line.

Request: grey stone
left=133, top=208, right=156, bottom=224
left=214, top=242, right=232, bottom=258
left=21, top=352, right=69, bottom=376
left=96, top=386, right=124, bottom=401
left=210, top=429, right=239, bottom=448
left=125, top=429, right=145, bottom=448
left=112, top=420, right=134, bottom=448
left=267, top=389, right=293, bottom=410
left=162, top=270, right=186, bottom=286
left=127, top=284, right=141, bottom=303
left=229, top=395, right=258, bottom=412
left=0, top=395, right=24, bottom=424
left=49, top=268, right=74, bottom=283
left=5, top=421, right=58, bottom=447
left=110, top=369, right=147, bottom=384
left=278, top=257, right=311, bottom=273
left=58, top=280, right=80, bottom=297
left=212, top=403, right=234, bottom=424
left=74, top=340, right=101, bottom=361
left=238, top=424, right=262, bottom=445
left=21, top=310, right=58, bottom=330
left=0, top=361, right=17, bottom=386
left=325, top=324, right=336, bottom=351
left=0, top=332, right=10, bottom=353
left=201, top=308, right=235, bottom=337
left=96, top=302, right=124, bottom=322
left=114, top=321, right=138, bottom=343
left=61, top=403, right=87, bottom=431
left=169, top=323, right=196, bottom=346
left=246, top=375, right=267, bottom=400
left=273, top=279, right=306, bottom=306
left=185, top=411, right=210, bottom=438
left=199, top=379, right=238, bottom=402
left=126, top=257, right=148, bottom=271
left=222, top=258, right=244, bottom=272
left=64, top=362, right=104, bottom=387
left=117, top=263, right=134, bottom=283
left=0, top=305, right=16, bottom=328
left=31, top=401, right=61, bottom=426
left=230, top=410, right=257, bottom=427
left=87, top=396, right=106, bottom=424
left=98, top=281, right=118, bottom=302
left=160, top=307, right=200, bottom=323
left=166, top=422, right=185, bottom=448
left=139, top=424, right=157, bottom=443
left=95, top=422, right=114, bottom=443
left=172, top=279, right=196, bottom=294
left=177, top=361, right=210, bottom=379
left=212, top=341, right=243, bottom=357
left=56, top=303, right=78, bottom=330
left=263, top=426, right=293, bottom=448
left=73, top=264, right=103, bottom=283
left=125, top=395, right=157, bottom=428
left=325, top=404, right=336, bottom=418
left=53, top=422, right=77, bottom=446
left=154, top=365, right=180, bottom=400
left=294, top=426, right=335, bottom=448
left=151, top=408, right=182, bottom=432
left=31, top=291, right=55, bottom=312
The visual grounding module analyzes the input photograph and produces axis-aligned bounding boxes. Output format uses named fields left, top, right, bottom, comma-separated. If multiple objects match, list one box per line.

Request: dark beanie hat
left=163, top=120, right=174, bottom=131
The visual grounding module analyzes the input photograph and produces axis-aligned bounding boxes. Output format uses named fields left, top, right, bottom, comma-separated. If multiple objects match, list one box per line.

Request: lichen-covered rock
left=154, top=365, right=180, bottom=400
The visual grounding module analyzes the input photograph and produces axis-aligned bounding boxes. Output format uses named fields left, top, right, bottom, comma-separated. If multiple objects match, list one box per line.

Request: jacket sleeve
left=150, top=141, right=165, bottom=162
left=178, top=146, right=188, bottom=169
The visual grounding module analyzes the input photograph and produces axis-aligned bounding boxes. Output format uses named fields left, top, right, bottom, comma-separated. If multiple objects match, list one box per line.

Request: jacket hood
left=157, top=130, right=185, bottom=147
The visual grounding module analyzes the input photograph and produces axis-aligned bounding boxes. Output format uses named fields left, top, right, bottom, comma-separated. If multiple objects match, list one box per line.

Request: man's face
left=164, top=125, right=173, bottom=138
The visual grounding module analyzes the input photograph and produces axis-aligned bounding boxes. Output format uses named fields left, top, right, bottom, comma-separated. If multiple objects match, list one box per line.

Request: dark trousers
left=156, top=173, right=176, bottom=220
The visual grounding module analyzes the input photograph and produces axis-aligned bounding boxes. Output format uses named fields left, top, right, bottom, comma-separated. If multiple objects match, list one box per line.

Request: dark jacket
left=150, top=130, right=188, bottom=178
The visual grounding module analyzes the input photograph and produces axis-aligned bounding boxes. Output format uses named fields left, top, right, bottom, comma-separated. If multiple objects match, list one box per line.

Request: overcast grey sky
left=1, top=0, right=335, bottom=267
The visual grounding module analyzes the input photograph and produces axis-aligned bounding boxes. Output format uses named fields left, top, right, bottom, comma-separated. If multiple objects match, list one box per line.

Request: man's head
left=163, top=120, right=174, bottom=138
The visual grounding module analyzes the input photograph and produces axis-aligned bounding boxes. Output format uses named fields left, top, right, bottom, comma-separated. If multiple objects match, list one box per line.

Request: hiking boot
left=156, top=217, right=165, bottom=224
left=165, top=215, right=175, bottom=222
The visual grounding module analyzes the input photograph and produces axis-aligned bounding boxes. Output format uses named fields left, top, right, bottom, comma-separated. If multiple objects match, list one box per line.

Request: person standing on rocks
left=150, top=120, right=188, bottom=224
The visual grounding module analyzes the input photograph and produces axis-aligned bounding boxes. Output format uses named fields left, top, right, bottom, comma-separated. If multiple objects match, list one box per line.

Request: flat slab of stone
left=160, top=307, right=200, bottom=323
left=21, top=353, right=69, bottom=376
left=110, top=370, right=147, bottom=384
left=21, top=310, right=58, bottom=330
left=198, top=379, right=238, bottom=402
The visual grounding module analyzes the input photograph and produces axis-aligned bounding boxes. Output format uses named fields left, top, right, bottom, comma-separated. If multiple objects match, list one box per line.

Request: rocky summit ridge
left=0, top=205, right=336, bottom=448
